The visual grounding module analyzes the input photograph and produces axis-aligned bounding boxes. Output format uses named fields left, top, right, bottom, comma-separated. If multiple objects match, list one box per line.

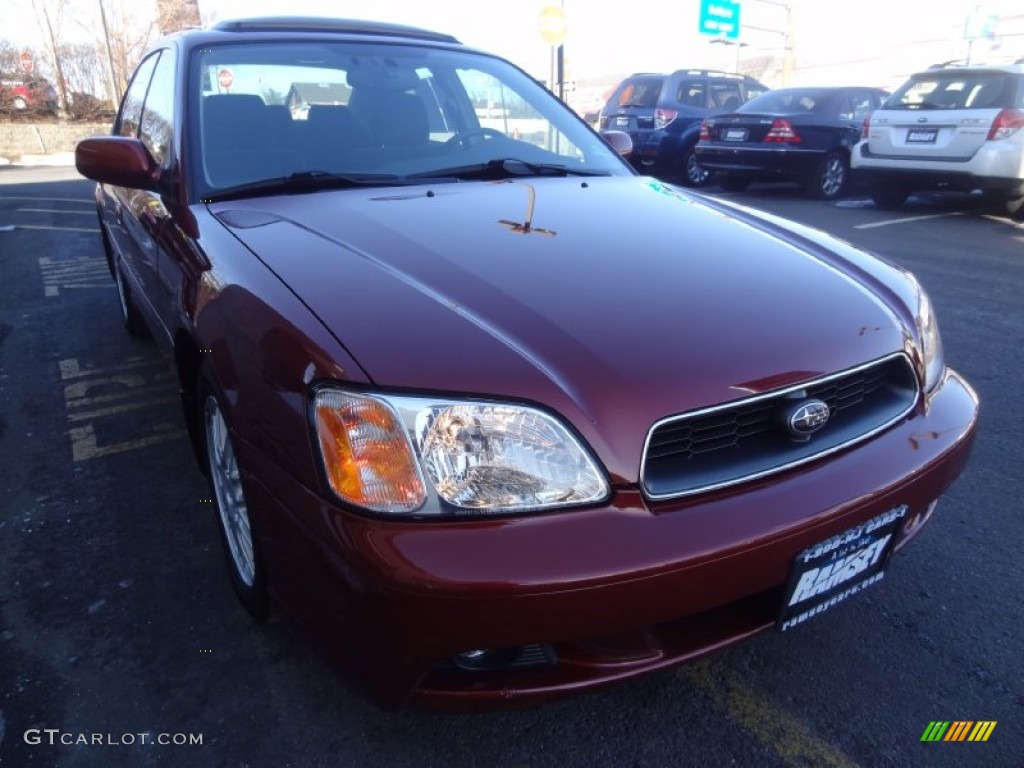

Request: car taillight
left=987, top=108, right=1024, bottom=141
left=654, top=108, right=678, bottom=130
left=764, top=118, right=801, bottom=143
left=861, top=115, right=871, bottom=139
left=699, top=119, right=710, bottom=142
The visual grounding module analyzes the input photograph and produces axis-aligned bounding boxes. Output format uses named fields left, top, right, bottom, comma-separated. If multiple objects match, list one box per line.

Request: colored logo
left=921, top=721, right=996, bottom=742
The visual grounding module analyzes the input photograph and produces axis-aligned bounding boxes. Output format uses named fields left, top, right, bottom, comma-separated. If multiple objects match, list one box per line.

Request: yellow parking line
left=678, top=660, right=860, bottom=768
left=0, top=196, right=93, bottom=203
left=4, top=224, right=100, bottom=233
left=17, top=208, right=97, bottom=214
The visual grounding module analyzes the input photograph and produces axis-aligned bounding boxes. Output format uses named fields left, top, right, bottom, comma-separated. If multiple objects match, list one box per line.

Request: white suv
left=851, top=62, right=1024, bottom=217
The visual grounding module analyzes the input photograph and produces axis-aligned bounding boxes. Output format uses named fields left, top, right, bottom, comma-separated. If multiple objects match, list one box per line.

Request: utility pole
left=98, top=0, right=120, bottom=105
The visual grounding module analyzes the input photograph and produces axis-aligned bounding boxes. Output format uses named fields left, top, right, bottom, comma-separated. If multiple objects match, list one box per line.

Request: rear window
left=615, top=77, right=663, bottom=108
left=886, top=72, right=1020, bottom=110
left=740, top=89, right=828, bottom=114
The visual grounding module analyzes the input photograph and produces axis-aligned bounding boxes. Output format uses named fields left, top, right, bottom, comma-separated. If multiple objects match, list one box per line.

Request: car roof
left=157, top=16, right=464, bottom=51
left=668, top=69, right=757, bottom=81
left=916, top=61, right=1024, bottom=76
left=212, top=16, right=460, bottom=44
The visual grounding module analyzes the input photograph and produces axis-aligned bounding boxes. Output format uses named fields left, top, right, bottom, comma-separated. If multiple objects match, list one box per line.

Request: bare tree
left=156, top=0, right=200, bottom=36
left=30, top=0, right=70, bottom=113
left=69, top=0, right=158, bottom=105
left=740, top=54, right=784, bottom=87
left=0, top=40, right=25, bottom=74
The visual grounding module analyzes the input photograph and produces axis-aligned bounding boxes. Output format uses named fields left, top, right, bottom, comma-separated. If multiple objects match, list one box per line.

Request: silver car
left=851, top=62, right=1024, bottom=217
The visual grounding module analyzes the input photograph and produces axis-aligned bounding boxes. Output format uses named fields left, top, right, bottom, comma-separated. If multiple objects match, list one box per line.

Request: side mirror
left=76, top=136, right=161, bottom=190
left=600, top=130, right=633, bottom=158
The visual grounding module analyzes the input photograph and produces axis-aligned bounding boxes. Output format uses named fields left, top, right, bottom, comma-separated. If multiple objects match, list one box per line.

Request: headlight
left=313, top=390, right=609, bottom=516
left=914, top=281, right=945, bottom=393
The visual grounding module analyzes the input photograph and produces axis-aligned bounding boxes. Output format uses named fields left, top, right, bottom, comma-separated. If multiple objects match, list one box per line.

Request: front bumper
left=243, top=370, right=978, bottom=711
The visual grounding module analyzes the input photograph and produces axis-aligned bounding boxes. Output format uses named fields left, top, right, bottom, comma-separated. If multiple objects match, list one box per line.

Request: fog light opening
left=451, top=645, right=556, bottom=672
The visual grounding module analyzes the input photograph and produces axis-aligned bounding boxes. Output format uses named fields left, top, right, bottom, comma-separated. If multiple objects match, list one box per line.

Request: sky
left=3, top=0, right=1021, bottom=92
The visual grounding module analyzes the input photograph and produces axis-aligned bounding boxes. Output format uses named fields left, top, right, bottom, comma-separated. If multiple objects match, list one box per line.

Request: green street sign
left=699, top=0, right=742, bottom=40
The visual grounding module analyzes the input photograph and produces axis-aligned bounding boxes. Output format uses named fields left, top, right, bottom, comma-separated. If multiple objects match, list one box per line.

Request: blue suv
left=599, top=70, right=767, bottom=186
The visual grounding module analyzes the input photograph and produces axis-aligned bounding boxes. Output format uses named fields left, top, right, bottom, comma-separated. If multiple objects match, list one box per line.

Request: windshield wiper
left=407, top=158, right=610, bottom=181
left=206, top=170, right=405, bottom=202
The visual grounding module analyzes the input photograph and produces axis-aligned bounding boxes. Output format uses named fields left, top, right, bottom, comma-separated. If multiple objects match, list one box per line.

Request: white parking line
left=854, top=212, right=962, bottom=229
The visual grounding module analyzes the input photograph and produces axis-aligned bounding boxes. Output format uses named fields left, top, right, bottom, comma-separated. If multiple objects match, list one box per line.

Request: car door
left=103, top=53, right=161, bottom=332
left=132, top=46, right=182, bottom=347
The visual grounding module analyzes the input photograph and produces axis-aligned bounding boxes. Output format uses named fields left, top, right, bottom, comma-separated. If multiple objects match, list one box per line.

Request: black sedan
left=695, top=87, right=888, bottom=199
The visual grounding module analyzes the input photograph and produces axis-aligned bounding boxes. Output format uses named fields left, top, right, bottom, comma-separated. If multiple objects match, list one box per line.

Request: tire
left=719, top=176, right=751, bottom=193
left=991, top=195, right=1024, bottom=220
left=112, top=255, right=149, bottom=338
left=200, top=367, right=269, bottom=621
left=869, top=184, right=910, bottom=210
left=678, top=144, right=711, bottom=187
left=806, top=151, right=848, bottom=200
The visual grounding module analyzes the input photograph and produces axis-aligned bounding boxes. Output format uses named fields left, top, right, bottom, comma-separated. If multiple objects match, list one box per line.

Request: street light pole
left=752, top=0, right=795, bottom=85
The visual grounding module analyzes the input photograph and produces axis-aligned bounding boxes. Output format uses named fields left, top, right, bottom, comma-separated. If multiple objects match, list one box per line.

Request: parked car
left=75, top=16, right=978, bottom=711
left=598, top=69, right=767, bottom=185
left=696, top=86, right=889, bottom=199
left=0, top=75, right=58, bottom=113
left=851, top=62, right=1024, bottom=217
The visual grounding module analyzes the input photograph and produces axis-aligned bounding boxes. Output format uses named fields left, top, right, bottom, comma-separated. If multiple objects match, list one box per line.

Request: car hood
left=211, top=177, right=910, bottom=482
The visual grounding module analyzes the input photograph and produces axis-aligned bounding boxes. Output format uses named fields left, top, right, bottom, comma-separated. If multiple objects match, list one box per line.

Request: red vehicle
left=1, top=75, right=57, bottom=112
left=75, top=17, right=978, bottom=711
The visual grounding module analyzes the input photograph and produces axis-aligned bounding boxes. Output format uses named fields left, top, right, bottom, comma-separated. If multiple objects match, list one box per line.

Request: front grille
left=641, top=354, right=919, bottom=499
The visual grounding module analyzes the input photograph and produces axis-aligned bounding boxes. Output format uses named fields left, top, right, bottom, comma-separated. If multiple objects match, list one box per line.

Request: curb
left=11, top=152, right=77, bottom=167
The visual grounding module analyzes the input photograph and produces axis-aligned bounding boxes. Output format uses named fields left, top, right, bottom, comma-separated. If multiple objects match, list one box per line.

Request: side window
left=710, top=83, right=742, bottom=110
left=676, top=81, right=706, bottom=108
left=838, top=92, right=873, bottom=121
left=455, top=67, right=582, bottom=158
left=139, top=50, right=176, bottom=166
left=117, top=53, right=159, bottom=139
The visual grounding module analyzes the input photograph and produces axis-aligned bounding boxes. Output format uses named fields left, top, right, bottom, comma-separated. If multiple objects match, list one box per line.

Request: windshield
left=188, top=41, right=631, bottom=198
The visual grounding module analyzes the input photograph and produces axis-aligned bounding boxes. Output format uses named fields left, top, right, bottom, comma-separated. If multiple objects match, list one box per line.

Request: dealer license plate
left=724, top=128, right=748, bottom=141
left=906, top=129, right=937, bottom=144
left=777, top=505, right=907, bottom=631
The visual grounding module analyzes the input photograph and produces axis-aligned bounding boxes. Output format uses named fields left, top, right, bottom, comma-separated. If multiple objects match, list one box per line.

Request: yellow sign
left=538, top=5, right=568, bottom=46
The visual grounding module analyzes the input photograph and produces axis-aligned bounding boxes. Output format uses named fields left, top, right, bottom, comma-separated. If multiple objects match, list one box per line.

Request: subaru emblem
left=786, top=399, right=830, bottom=441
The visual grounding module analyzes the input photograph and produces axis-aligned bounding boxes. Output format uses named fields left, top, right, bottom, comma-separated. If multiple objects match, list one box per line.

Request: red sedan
left=75, top=17, right=978, bottom=710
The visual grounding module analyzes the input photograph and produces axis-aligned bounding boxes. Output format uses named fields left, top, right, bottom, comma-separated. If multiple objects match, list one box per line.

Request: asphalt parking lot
left=1, top=165, right=1021, bottom=768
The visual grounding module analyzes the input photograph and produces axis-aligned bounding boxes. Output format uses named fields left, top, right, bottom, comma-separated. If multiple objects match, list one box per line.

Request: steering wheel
left=446, top=127, right=506, bottom=149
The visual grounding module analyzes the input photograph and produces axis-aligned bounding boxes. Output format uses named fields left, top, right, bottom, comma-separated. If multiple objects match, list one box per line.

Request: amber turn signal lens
left=314, top=391, right=426, bottom=513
